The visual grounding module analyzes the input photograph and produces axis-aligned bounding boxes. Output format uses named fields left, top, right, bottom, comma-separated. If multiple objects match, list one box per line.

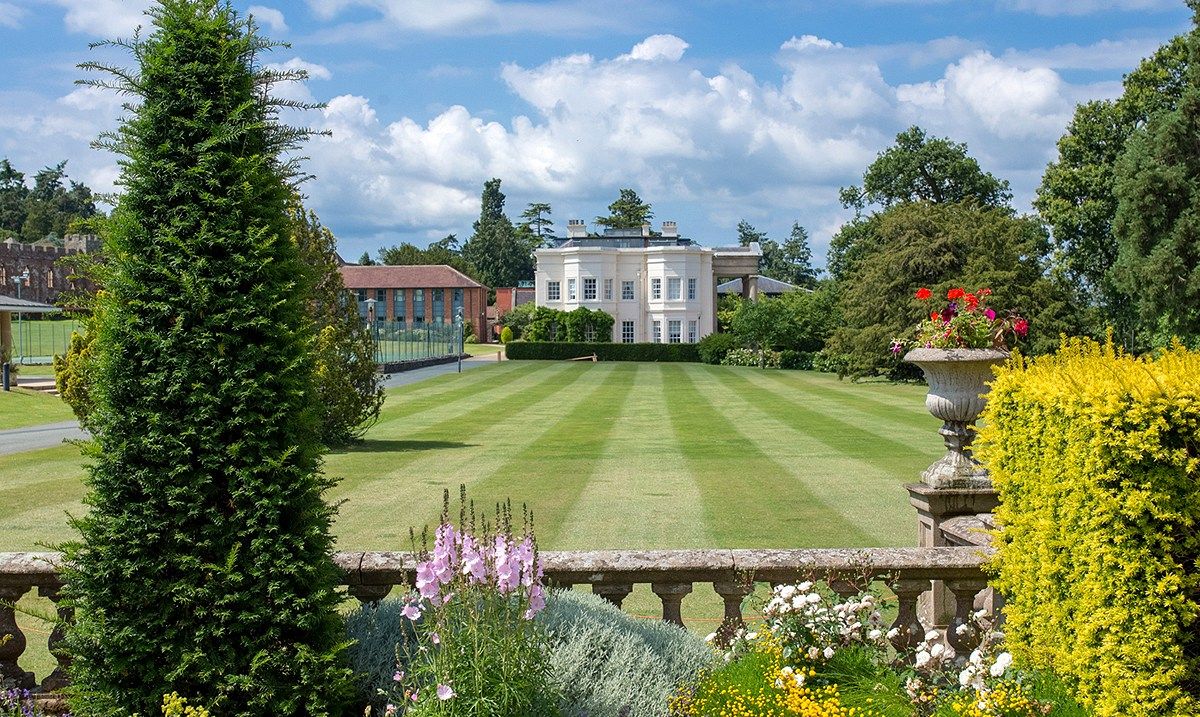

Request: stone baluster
left=651, top=582, right=693, bottom=627
left=592, top=583, right=633, bottom=608
left=828, top=579, right=861, bottom=599
left=888, top=578, right=930, bottom=652
left=0, top=584, right=34, bottom=689
left=347, top=583, right=392, bottom=605
left=945, top=578, right=988, bottom=654
left=38, top=584, right=72, bottom=692
left=712, top=581, right=752, bottom=639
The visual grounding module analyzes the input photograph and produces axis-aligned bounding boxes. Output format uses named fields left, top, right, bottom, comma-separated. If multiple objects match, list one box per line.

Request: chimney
left=641, top=222, right=651, bottom=237
left=567, top=219, right=587, bottom=238
left=661, top=221, right=678, bottom=238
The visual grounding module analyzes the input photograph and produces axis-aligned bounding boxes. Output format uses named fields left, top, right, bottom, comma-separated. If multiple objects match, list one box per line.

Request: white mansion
left=533, top=220, right=761, bottom=343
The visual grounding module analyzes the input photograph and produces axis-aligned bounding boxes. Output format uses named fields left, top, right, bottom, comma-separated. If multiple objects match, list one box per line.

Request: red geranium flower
left=930, top=311, right=940, bottom=322
left=1014, top=318, right=1029, bottom=337
left=947, top=288, right=965, bottom=300
left=964, top=293, right=979, bottom=310
left=915, top=287, right=932, bottom=300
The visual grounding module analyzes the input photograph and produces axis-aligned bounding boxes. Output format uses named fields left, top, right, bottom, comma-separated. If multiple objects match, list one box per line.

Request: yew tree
left=64, top=1, right=353, bottom=713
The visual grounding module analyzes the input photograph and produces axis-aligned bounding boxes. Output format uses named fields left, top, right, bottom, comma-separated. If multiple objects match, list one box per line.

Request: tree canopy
left=0, top=158, right=99, bottom=243
left=594, top=188, right=653, bottom=229
left=460, top=178, right=535, bottom=287
left=839, top=126, right=1012, bottom=211
left=1111, top=7, right=1200, bottom=347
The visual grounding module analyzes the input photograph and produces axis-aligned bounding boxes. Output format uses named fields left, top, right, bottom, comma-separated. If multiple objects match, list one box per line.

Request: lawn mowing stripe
left=546, top=364, right=715, bottom=550
left=660, top=363, right=877, bottom=548
left=328, top=364, right=607, bottom=550
left=0, top=444, right=88, bottom=550
left=458, top=363, right=639, bottom=550
left=747, top=370, right=937, bottom=443
left=720, top=367, right=938, bottom=470
left=786, top=371, right=929, bottom=410
left=370, top=362, right=557, bottom=425
left=682, top=365, right=922, bottom=546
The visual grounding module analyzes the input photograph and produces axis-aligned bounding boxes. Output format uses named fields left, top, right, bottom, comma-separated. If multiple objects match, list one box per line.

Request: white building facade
left=534, top=221, right=760, bottom=343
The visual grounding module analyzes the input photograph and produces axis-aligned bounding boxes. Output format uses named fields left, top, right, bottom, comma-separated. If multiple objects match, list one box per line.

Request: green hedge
left=505, top=341, right=700, bottom=362
left=977, top=339, right=1200, bottom=717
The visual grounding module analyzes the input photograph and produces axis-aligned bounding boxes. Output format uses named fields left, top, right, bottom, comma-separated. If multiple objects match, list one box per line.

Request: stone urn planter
left=903, top=347, right=1009, bottom=489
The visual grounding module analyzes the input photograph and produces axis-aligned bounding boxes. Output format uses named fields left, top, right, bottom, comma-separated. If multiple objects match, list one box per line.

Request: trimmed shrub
left=505, top=341, right=700, bottom=362
left=976, top=338, right=1200, bottom=717
left=53, top=327, right=97, bottom=429
left=63, top=3, right=353, bottom=714
left=720, top=348, right=781, bottom=368
left=540, top=589, right=713, bottom=717
left=697, top=332, right=740, bottom=365
left=500, top=325, right=514, bottom=344
left=777, top=349, right=814, bottom=370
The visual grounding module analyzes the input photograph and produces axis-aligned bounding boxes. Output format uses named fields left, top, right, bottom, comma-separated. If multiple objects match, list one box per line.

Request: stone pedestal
left=907, top=483, right=999, bottom=627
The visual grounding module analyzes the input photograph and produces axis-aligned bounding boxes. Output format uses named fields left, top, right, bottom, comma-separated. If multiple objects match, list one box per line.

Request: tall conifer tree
left=64, top=2, right=353, bottom=713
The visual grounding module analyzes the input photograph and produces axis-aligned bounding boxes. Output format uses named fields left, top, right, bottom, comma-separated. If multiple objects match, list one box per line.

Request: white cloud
left=1002, top=37, right=1167, bottom=71
left=0, top=2, right=24, bottom=28
left=287, top=33, right=1123, bottom=257
left=267, top=57, right=333, bottom=81
left=48, top=0, right=151, bottom=37
left=304, top=0, right=637, bottom=38
left=248, top=5, right=288, bottom=33
left=625, top=34, right=690, bottom=62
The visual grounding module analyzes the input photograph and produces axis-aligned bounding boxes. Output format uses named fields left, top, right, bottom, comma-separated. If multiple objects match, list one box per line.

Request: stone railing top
left=939, top=515, right=997, bottom=548
left=2, top=547, right=992, bottom=590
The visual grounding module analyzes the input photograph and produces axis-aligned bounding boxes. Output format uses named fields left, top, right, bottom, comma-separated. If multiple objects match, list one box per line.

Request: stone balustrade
left=1, top=546, right=992, bottom=694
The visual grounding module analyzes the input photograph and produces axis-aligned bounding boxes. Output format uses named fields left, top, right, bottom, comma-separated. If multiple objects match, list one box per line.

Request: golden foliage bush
left=976, top=337, right=1200, bottom=717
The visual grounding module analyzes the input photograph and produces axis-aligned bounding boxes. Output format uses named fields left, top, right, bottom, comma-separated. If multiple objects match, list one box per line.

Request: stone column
left=747, top=275, right=759, bottom=302
left=908, top=483, right=998, bottom=626
left=711, top=275, right=719, bottom=334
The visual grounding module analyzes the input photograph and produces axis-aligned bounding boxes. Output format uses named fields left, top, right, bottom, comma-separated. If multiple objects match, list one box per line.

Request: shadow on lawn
left=330, top=438, right=475, bottom=454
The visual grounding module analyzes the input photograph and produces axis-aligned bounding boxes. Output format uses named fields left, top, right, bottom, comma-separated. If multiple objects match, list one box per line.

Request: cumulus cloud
left=248, top=5, right=288, bottom=33
left=287, top=32, right=1114, bottom=257
left=1001, top=0, right=1179, bottom=15
left=48, top=0, right=151, bottom=37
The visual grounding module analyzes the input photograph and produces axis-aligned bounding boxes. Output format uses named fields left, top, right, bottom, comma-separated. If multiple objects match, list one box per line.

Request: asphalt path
left=0, top=354, right=502, bottom=455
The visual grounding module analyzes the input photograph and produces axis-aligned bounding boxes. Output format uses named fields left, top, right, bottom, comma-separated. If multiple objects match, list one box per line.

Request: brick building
left=0, top=235, right=100, bottom=305
left=338, top=264, right=490, bottom=341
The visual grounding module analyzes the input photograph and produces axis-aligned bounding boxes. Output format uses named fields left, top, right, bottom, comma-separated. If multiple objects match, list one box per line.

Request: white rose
left=868, top=629, right=882, bottom=640
left=924, top=630, right=940, bottom=641
left=798, top=581, right=814, bottom=592
left=959, top=667, right=975, bottom=686
left=806, top=593, right=822, bottom=604
left=704, top=633, right=717, bottom=643
left=930, top=643, right=945, bottom=658
left=807, top=647, right=820, bottom=660
left=990, top=652, right=1013, bottom=677
left=823, top=646, right=836, bottom=660
left=915, top=650, right=931, bottom=669
left=886, top=627, right=900, bottom=640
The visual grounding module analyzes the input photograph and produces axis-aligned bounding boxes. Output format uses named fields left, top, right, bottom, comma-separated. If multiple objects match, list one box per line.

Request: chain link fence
left=8, top=317, right=79, bottom=365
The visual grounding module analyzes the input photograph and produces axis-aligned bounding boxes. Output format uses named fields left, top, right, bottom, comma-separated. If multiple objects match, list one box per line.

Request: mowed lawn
left=0, top=361, right=941, bottom=553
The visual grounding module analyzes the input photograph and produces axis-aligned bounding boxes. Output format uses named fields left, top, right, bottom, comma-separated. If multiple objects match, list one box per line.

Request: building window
left=622, top=280, right=634, bottom=300
left=668, top=277, right=681, bottom=300
left=547, top=280, right=560, bottom=301
left=604, top=278, right=613, bottom=300
left=583, top=277, right=597, bottom=300
left=652, top=320, right=662, bottom=343
left=452, top=288, right=463, bottom=320
left=413, top=288, right=425, bottom=324
left=651, top=278, right=661, bottom=300
left=687, top=278, right=697, bottom=300
left=356, top=289, right=368, bottom=318
left=567, top=278, right=577, bottom=301
left=584, top=324, right=596, bottom=341
left=375, top=288, right=387, bottom=319
left=395, top=288, right=406, bottom=324
left=622, top=320, right=634, bottom=343
left=668, top=320, right=682, bottom=343
left=432, top=288, right=445, bottom=323
left=688, top=320, right=698, bottom=343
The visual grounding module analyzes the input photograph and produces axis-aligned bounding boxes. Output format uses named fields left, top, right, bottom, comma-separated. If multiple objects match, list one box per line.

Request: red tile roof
left=339, top=264, right=486, bottom=290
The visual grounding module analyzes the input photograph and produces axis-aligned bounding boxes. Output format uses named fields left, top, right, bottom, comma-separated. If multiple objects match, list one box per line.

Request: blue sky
left=0, top=1, right=1192, bottom=265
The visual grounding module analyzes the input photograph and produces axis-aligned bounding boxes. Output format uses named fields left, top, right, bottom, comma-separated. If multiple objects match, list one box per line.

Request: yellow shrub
left=976, top=337, right=1200, bottom=717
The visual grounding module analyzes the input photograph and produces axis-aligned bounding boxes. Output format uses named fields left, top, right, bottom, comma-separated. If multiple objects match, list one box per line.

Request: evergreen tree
left=357, top=250, right=375, bottom=265
left=736, top=219, right=767, bottom=247
left=519, top=202, right=553, bottom=244
left=594, top=188, right=653, bottom=229
left=290, top=198, right=384, bottom=447
left=0, top=159, right=29, bottom=235
left=64, top=2, right=353, bottom=713
left=461, top=178, right=534, bottom=287
left=1111, top=2, right=1200, bottom=347
left=781, top=222, right=819, bottom=288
